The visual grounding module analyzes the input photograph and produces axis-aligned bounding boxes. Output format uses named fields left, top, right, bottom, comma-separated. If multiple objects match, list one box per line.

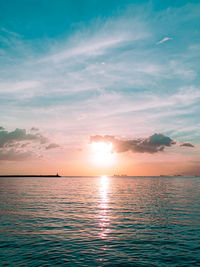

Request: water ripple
left=0, top=176, right=200, bottom=266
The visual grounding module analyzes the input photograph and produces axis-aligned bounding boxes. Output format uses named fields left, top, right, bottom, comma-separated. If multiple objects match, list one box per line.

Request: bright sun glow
left=91, top=142, right=115, bottom=166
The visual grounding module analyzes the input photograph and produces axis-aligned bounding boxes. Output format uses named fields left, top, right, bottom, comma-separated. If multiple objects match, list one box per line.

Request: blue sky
left=0, top=0, right=200, bottom=174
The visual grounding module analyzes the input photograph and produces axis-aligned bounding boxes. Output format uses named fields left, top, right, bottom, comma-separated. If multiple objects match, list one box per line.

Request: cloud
left=156, top=37, right=172, bottom=45
left=1, top=27, right=21, bottom=38
left=90, top=133, right=176, bottom=154
left=30, top=127, right=39, bottom=131
left=0, top=128, right=48, bottom=148
left=20, top=143, right=30, bottom=148
left=45, top=143, right=60, bottom=150
left=0, top=127, right=59, bottom=161
left=0, top=149, right=33, bottom=161
left=40, top=16, right=147, bottom=64
left=180, top=142, right=194, bottom=147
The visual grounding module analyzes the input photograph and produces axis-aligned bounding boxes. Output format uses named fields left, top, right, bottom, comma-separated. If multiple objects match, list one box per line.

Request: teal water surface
left=0, top=176, right=200, bottom=266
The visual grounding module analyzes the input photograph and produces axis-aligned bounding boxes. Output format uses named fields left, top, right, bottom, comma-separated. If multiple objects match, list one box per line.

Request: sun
left=91, top=142, right=115, bottom=166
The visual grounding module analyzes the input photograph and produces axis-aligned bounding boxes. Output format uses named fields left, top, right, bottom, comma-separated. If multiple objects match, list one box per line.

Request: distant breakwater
left=0, top=174, right=61, bottom=177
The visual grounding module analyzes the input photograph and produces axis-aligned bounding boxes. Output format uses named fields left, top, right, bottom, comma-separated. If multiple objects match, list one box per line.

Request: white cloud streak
left=156, top=37, right=172, bottom=45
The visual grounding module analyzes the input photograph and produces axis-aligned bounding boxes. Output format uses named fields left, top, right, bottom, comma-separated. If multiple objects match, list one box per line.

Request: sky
left=0, top=0, right=200, bottom=176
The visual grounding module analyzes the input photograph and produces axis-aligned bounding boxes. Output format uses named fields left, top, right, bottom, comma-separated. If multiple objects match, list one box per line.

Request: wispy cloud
left=156, top=37, right=172, bottom=45
left=1, top=27, right=22, bottom=38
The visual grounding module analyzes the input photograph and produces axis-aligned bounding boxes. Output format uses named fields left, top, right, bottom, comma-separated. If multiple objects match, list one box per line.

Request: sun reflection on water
left=98, top=175, right=110, bottom=239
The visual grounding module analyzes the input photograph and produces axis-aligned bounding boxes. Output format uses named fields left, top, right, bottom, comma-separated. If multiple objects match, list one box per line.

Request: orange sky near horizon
left=0, top=140, right=199, bottom=176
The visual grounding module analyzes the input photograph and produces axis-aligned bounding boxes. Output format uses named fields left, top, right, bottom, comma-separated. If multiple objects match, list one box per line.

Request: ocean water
left=0, top=176, right=200, bottom=266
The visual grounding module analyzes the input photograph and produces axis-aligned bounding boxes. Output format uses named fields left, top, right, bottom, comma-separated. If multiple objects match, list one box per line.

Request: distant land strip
left=0, top=174, right=61, bottom=177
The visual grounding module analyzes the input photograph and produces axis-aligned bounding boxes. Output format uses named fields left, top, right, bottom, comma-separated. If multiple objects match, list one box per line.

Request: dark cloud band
left=90, top=133, right=176, bottom=154
left=180, top=142, right=194, bottom=148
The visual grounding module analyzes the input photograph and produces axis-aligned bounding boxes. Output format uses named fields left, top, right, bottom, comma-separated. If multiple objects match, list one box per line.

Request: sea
left=0, top=176, right=200, bottom=266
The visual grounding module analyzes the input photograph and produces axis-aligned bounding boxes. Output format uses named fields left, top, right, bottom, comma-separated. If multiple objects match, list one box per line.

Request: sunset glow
left=91, top=142, right=115, bottom=166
